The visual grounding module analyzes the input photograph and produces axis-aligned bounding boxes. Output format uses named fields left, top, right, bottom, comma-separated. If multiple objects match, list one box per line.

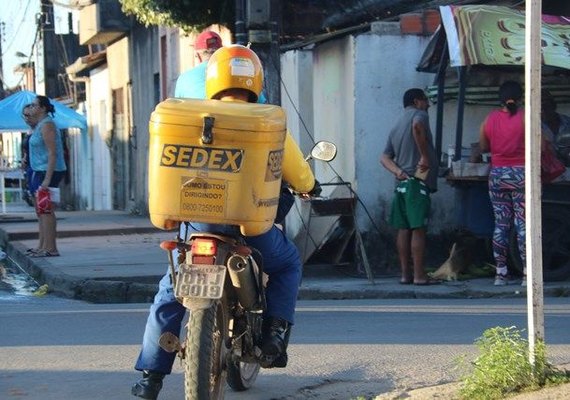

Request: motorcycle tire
left=226, top=359, right=260, bottom=391
left=184, top=299, right=228, bottom=400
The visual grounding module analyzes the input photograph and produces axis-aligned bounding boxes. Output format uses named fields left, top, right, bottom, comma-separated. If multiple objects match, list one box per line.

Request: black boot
left=272, top=322, right=291, bottom=368
left=261, top=317, right=291, bottom=367
left=131, top=370, right=165, bottom=400
left=271, top=352, right=289, bottom=368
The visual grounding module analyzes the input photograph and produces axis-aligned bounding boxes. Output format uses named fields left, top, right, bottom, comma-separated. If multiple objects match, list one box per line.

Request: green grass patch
left=457, top=326, right=570, bottom=400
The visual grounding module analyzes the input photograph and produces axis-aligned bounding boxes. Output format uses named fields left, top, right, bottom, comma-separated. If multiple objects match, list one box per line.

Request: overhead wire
left=1, top=0, right=36, bottom=91
left=0, top=0, right=33, bottom=57
left=57, top=34, right=73, bottom=98
left=13, top=21, right=41, bottom=90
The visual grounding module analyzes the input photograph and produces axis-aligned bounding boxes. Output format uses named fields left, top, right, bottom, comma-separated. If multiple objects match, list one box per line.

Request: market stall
left=418, top=4, right=570, bottom=281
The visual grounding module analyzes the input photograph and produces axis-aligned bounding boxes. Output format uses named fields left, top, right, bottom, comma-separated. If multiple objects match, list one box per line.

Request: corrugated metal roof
left=280, top=0, right=570, bottom=48
left=280, top=0, right=494, bottom=49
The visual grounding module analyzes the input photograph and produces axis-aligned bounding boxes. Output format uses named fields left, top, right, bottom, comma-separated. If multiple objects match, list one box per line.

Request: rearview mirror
left=309, top=141, right=337, bottom=162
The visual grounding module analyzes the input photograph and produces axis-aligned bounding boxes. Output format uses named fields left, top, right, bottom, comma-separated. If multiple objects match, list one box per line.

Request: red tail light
left=191, top=238, right=217, bottom=256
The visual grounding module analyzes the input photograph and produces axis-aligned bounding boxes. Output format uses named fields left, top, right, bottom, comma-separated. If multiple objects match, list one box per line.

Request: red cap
left=195, top=31, right=223, bottom=51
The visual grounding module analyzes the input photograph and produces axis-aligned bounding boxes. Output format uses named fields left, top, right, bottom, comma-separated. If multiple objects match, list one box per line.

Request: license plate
left=175, top=264, right=226, bottom=299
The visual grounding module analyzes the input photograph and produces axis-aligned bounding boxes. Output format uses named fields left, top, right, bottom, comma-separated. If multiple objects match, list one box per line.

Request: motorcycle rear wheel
left=184, top=299, right=228, bottom=400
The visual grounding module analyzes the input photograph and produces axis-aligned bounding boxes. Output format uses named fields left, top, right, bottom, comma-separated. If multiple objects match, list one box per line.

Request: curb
left=3, top=227, right=161, bottom=241
left=6, top=241, right=160, bottom=303
left=4, top=238, right=570, bottom=304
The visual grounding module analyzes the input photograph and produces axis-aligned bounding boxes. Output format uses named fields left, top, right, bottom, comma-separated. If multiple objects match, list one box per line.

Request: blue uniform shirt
left=174, top=62, right=208, bottom=99
left=174, top=61, right=267, bottom=103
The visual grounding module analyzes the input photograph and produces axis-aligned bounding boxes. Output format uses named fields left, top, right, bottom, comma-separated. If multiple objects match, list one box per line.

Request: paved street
left=1, top=290, right=570, bottom=400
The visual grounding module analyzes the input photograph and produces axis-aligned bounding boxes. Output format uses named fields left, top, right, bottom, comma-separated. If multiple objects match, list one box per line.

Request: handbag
left=541, top=142, right=566, bottom=183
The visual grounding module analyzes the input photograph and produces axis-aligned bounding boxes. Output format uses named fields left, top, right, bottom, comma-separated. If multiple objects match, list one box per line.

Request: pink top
left=484, top=109, right=525, bottom=167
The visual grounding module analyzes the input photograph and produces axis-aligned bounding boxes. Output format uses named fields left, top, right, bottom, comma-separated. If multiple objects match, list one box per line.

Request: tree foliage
left=119, top=0, right=234, bottom=32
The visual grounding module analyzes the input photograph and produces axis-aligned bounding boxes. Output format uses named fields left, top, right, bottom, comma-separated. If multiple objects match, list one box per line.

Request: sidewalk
left=1, top=204, right=570, bottom=303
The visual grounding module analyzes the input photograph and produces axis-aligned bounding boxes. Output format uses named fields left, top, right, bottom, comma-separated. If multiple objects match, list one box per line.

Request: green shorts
left=389, top=178, right=431, bottom=229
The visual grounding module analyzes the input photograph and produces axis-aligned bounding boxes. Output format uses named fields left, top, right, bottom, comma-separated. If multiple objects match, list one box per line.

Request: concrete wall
left=281, top=21, right=498, bottom=268
left=67, top=122, right=90, bottom=210
left=352, top=23, right=459, bottom=237
left=280, top=49, right=315, bottom=234
left=314, top=22, right=491, bottom=237
left=89, top=66, right=112, bottom=210
left=129, top=23, right=159, bottom=214
left=108, top=38, right=129, bottom=90
left=313, top=37, right=356, bottom=186
left=158, top=26, right=181, bottom=99
left=355, top=24, right=429, bottom=222
left=280, top=38, right=356, bottom=239
left=107, top=37, right=131, bottom=210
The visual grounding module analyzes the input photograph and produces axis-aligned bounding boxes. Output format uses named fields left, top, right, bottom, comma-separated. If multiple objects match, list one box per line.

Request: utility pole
left=525, top=0, right=544, bottom=366
left=39, top=0, right=59, bottom=98
left=236, top=0, right=281, bottom=105
left=0, top=21, right=6, bottom=98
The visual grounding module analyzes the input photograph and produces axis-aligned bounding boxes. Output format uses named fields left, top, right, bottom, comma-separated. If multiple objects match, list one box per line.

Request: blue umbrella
left=0, top=90, right=87, bottom=131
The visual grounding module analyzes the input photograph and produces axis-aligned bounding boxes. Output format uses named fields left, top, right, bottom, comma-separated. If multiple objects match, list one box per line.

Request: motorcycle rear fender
left=181, top=297, right=216, bottom=311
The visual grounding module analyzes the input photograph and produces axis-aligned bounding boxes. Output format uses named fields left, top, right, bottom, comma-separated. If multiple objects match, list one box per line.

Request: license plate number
left=175, top=264, right=226, bottom=299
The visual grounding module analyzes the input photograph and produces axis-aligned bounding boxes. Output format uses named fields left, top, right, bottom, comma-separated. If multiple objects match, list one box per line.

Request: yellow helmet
left=205, top=45, right=263, bottom=102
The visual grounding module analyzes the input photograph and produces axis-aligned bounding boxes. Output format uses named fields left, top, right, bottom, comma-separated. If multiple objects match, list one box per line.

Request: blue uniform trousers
left=134, top=223, right=302, bottom=374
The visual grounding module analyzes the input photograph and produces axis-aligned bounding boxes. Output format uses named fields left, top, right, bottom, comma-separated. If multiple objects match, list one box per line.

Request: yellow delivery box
left=148, top=98, right=286, bottom=236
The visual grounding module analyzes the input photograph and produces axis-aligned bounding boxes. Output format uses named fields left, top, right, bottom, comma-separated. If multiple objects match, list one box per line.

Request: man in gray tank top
left=381, top=88, right=438, bottom=285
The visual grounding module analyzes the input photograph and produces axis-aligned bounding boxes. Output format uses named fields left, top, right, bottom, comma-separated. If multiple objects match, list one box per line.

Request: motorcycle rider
left=132, top=44, right=320, bottom=400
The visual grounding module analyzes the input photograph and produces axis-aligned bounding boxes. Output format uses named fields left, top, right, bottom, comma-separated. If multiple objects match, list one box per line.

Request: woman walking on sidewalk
left=27, top=95, right=67, bottom=257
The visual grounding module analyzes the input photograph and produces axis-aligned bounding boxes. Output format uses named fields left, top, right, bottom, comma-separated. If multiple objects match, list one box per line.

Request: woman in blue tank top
left=27, top=95, right=67, bottom=257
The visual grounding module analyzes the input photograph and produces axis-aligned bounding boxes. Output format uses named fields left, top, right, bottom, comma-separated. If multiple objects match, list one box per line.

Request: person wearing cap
left=174, top=30, right=223, bottom=99
left=174, top=30, right=267, bottom=103
left=131, top=45, right=320, bottom=400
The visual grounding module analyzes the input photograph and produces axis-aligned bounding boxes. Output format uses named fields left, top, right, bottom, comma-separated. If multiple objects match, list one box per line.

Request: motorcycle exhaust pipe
left=227, top=254, right=260, bottom=310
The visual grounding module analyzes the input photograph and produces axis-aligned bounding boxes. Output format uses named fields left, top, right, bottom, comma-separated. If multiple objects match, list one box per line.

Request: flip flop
left=399, top=279, right=413, bottom=285
left=29, top=250, right=60, bottom=258
left=26, top=248, right=40, bottom=254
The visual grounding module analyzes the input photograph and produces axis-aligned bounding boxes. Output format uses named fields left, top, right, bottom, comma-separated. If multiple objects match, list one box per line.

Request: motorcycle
left=156, top=141, right=337, bottom=400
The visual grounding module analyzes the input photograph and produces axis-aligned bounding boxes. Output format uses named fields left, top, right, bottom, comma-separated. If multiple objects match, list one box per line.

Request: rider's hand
left=299, top=180, right=322, bottom=200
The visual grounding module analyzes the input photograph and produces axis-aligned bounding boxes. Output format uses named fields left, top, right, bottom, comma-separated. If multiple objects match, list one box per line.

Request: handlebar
left=290, top=180, right=352, bottom=200
left=290, top=179, right=322, bottom=200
